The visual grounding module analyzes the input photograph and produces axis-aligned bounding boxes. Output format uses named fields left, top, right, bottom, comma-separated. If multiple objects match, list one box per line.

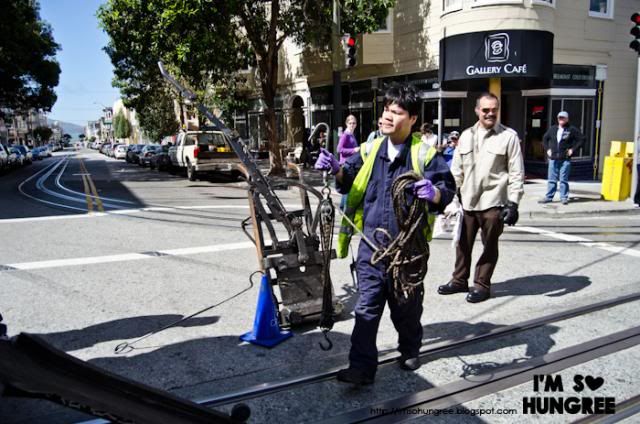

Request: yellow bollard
left=601, top=156, right=633, bottom=201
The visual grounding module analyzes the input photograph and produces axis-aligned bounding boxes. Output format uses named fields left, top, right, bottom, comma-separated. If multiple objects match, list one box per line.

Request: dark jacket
left=337, top=135, right=456, bottom=243
left=543, top=125, right=584, bottom=160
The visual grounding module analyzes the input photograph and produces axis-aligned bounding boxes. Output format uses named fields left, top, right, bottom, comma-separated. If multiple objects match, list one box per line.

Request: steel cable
left=370, top=171, right=430, bottom=301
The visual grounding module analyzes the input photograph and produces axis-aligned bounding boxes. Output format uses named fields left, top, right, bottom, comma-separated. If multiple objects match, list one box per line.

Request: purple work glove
left=314, top=147, right=340, bottom=175
left=412, top=178, right=437, bottom=202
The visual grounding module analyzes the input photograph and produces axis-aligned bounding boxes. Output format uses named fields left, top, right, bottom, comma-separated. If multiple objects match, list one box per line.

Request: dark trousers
left=635, top=165, right=640, bottom=205
left=452, top=208, right=504, bottom=290
left=349, top=253, right=424, bottom=377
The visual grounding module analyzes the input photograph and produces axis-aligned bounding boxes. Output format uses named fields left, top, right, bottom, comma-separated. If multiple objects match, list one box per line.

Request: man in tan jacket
left=438, top=93, right=525, bottom=303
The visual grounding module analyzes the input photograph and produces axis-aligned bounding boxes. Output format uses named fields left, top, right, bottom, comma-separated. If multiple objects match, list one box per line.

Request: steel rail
left=324, top=326, right=640, bottom=423
left=572, top=394, right=640, bottom=424
left=198, top=291, right=640, bottom=408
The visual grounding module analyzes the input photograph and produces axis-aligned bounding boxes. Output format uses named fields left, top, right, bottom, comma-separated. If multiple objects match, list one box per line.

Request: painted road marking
left=514, top=226, right=640, bottom=258
left=1, top=241, right=254, bottom=271
left=0, top=204, right=303, bottom=223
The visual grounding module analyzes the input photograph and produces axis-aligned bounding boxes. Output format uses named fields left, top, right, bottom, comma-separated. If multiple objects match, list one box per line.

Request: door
left=524, top=97, right=549, bottom=162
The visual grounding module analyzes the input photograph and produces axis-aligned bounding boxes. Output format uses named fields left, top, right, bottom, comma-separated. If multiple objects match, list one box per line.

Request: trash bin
left=601, top=141, right=633, bottom=201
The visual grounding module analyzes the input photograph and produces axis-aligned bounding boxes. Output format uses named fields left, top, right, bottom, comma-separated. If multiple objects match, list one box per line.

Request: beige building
left=238, top=0, right=638, bottom=179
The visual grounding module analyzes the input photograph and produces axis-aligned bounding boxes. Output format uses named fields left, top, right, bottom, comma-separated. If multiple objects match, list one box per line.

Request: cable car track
left=197, top=291, right=640, bottom=409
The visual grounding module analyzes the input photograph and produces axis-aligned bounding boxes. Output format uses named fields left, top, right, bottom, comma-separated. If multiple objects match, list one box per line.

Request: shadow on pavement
left=37, top=314, right=220, bottom=352
left=491, top=274, right=591, bottom=298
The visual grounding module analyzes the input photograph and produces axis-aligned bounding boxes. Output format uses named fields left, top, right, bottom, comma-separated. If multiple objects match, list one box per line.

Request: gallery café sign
left=439, top=30, right=554, bottom=82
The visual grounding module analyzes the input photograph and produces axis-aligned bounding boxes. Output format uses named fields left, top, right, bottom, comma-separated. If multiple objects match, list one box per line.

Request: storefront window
left=589, top=0, right=613, bottom=18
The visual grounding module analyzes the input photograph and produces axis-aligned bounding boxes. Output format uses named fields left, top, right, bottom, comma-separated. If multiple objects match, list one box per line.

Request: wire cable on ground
left=114, top=271, right=261, bottom=354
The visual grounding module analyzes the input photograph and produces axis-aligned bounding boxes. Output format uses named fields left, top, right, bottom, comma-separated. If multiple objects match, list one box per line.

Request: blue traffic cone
left=240, top=275, right=292, bottom=348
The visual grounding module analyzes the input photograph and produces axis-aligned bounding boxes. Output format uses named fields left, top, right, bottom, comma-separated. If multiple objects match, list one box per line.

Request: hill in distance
left=47, top=119, right=85, bottom=139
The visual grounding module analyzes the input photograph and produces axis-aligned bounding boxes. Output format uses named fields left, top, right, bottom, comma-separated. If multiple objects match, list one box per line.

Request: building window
left=374, top=9, right=393, bottom=33
left=472, top=0, right=523, bottom=7
left=589, top=0, right=613, bottom=18
left=532, top=0, right=554, bottom=6
left=443, top=0, right=462, bottom=13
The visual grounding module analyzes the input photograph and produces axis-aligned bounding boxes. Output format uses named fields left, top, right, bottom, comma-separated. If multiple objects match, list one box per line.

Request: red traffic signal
left=346, top=37, right=356, bottom=47
left=632, top=13, right=640, bottom=53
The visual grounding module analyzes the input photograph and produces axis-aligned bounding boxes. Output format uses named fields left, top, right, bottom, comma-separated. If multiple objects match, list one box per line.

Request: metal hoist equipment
left=158, top=63, right=342, bottom=335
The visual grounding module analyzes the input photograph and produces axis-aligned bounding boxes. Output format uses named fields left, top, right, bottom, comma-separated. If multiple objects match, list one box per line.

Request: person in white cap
left=539, top=111, right=585, bottom=205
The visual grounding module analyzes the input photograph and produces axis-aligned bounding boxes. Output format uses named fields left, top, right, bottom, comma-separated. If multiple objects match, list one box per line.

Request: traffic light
left=631, top=12, right=640, bottom=53
left=342, top=34, right=357, bottom=68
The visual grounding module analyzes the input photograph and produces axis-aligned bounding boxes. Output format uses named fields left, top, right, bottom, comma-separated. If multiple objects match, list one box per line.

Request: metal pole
left=438, top=95, right=443, bottom=143
left=632, top=55, right=640, bottom=201
left=331, top=0, right=342, bottom=154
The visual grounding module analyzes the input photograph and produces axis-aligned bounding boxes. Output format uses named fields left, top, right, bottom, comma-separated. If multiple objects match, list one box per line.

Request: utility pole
left=633, top=55, right=639, bottom=200
left=331, top=0, right=342, bottom=154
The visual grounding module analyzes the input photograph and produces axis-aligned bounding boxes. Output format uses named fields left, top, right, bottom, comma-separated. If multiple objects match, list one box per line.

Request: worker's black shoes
left=336, top=368, right=374, bottom=385
left=437, top=281, right=469, bottom=295
left=466, top=288, right=490, bottom=303
left=399, top=356, right=421, bottom=371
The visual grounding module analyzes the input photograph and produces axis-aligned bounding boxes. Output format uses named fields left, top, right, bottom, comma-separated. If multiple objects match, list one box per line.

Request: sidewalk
left=520, top=179, right=639, bottom=219
left=291, top=167, right=639, bottom=219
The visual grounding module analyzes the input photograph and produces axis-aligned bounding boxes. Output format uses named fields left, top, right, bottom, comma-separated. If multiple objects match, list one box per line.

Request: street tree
left=113, top=111, right=132, bottom=140
left=136, top=88, right=180, bottom=143
left=33, top=126, right=53, bottom=143
left=0, top=0, right=61, bottom=115
left=98, top=0, right=394, bottom=174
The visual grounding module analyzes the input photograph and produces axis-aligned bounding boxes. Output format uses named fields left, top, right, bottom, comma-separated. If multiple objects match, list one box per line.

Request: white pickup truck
left=168, top=129, right=241, bottom=181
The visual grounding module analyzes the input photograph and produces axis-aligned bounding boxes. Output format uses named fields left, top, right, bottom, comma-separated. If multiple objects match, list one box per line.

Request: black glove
left=501, top=201, right=519, bottom=226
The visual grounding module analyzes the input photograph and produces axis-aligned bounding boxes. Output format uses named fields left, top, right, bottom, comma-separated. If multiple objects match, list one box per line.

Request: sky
left=39, top=0, right=120, bottom=127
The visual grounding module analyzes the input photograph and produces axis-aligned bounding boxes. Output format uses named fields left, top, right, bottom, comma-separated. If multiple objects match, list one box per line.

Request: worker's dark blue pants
left=348, top=246, right=424, bottom=378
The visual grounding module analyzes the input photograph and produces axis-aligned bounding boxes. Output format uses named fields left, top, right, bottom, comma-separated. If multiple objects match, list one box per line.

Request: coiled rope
left=370, top=172, right=430, bottom=301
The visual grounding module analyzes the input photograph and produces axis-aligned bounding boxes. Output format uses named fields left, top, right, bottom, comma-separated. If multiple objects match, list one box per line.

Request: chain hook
left=319, top=330, right=333, bottom=351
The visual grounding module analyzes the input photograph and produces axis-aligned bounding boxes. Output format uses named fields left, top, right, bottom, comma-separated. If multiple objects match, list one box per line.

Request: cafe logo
left=485, top=33, right=509, bottom=63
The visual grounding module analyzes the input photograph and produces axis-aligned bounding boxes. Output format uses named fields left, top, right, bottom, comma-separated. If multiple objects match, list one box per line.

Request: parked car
left=5, top=146, right=21, bottom=168
left=114, top=144, right=127, bottom=160
left=100, top=143, right=112, bottom=155
left=138, top=145, right=162, bottom=167
left=149, top=145, right=172, bottom=171
left=31, top=147, right=43, bottom=161
left=39, top=145, right=52, bottom=157
left=0, top=143, right=8, bottom=172
left=11, top=146, right=28, bottom=167
left=126, top=144, right=145, bottom=164
left=168, top=129, right=240, bottom=181
left=13, top=145, right=32, bottom=164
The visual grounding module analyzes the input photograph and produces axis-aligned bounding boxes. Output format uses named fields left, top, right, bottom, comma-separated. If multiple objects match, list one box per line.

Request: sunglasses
left=480, top=108, right=499, bottom=114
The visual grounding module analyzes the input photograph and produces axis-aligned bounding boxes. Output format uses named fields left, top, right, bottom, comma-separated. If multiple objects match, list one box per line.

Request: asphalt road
left=1, top=148, right=639, bottom=423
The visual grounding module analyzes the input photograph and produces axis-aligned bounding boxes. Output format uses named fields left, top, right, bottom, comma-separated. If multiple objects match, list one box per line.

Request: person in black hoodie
left=539, top=111, right=585, bottom=205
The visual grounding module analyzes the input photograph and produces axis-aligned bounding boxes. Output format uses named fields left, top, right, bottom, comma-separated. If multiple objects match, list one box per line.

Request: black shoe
left=538, top=198, right=552, bottom=204
left=562, top=199, right=569, bottom=205
left=399, top=356, right=421, bottom=371
left=466, top=288, right=490, bottom=303
left=438, top=281, right=469, bottom=295
left=336, top=368, right=374, bottom=385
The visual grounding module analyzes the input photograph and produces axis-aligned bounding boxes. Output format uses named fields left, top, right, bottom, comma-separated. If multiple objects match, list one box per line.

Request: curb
left=523, top=207, right=640, bottom=219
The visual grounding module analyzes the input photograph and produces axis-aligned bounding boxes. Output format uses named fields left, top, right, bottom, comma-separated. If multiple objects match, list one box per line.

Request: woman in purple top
left=338, top=115, right=359, bottom=164
left=338, top=115, right=359, bottom=210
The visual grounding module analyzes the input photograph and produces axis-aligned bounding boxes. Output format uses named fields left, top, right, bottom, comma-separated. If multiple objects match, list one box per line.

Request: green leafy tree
left=33, top=126, right=53, bottom=142
left=113, top=111, right=132, bottom=139
left=98, top=0, right=393, bottom=174
left=136, top=88, right=180, bottom=143
left=0, top=0, right=61, bottom=115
